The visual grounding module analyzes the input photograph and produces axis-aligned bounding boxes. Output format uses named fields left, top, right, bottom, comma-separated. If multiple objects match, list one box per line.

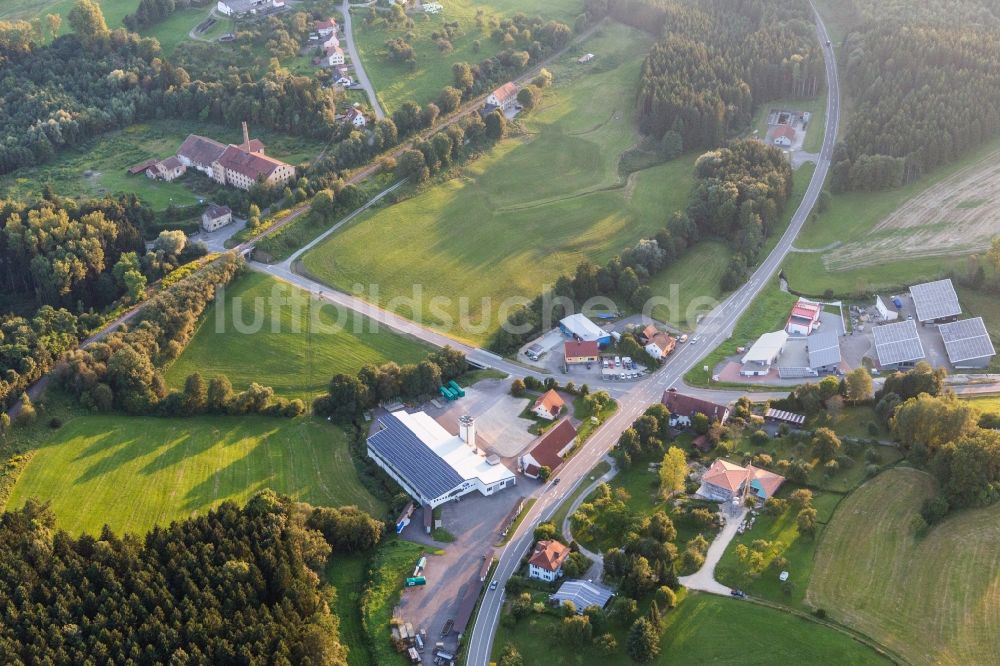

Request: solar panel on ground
left=367, top=413, right=464, bottom=501
left=872, top=320, right=925, bottom=366
left=938, top=317, right=996, bottom=363
left=910, top=279, right=961, bottom=322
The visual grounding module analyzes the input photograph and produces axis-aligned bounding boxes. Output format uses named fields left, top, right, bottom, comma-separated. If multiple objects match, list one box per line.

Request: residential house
left=640, top=324, right=659, bottom=342
left=520, top=419, right=577, bottom=478
left=345, top=107, right=367, bottom=128
left=786, top=299, right=822, bottom=336
left=217, top=0, right=282, bottom=16
left=147, top=156, right=186, bottom=182
left=315, top=18, right=338, bottom=36
left=531, top=389, right=565, bottom=421
left=645, top=333, right=676, bottom=361
left=661, top=389, right=729, bottom=425
left=528, top=540, right=570, bottom=582
left=697, top=459, right=784, bottom=503
left=485, top=82, right=518, bottom=112
left=324, top=45, right=345, bottom=66
left=201, top=204, right=232, bottom=232
left=564, top=340, right=599, bottom=365
left=321, top=33, right=340, bottom=50
left=772, top=125, right=796, bottom=147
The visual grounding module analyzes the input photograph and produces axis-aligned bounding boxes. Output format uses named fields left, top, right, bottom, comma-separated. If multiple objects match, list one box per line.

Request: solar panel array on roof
left=367, top=413, right=464, bottom=501
left=550, top=580, right=615, bottom=612
left=807, top=331, right=841, bottom=369
left=939, top=317, right=996, bottom=363
left=872, top=320, right=925, bottom=366
left=910, top=279, right=961, bottom=322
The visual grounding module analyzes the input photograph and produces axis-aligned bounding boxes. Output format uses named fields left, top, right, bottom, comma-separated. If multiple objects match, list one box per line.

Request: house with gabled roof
left=528, top=539, right=570, bottom=582
left=697, top=459, right=784, bottom=503
left=521, top=419, right=577, bottom=478
left=531, top=389, right=565, bottom=421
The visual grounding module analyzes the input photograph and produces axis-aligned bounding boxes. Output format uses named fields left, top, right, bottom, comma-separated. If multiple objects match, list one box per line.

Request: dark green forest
left=0, top=491, right=384, bottom=665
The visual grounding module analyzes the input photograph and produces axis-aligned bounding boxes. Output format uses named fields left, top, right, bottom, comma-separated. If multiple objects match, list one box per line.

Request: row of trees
left=312, top=347, right=469, bottom=421
left=0, top=491, right=383, bottom=664
left=57, top=255, right=246, bottom=414
left=624, top=0, right=823, bottom=149
left=831, top=7, right=1000, bottom=190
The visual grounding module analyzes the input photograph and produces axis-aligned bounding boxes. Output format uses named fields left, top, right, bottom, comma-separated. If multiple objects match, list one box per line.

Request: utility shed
left=910, top=279, right=961, bottom=324
left=938, top=317, right=996, bottom=368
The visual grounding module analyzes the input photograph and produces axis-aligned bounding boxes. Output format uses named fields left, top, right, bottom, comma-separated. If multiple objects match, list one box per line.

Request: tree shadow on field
left=72, top=432, right=187, bottom=486
left=138, top=422, right=279, bottom=478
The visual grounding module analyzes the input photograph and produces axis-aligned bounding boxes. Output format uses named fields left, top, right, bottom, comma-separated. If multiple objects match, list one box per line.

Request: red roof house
left=786, top=298, right=823, bottom=336
left=532, top=389, right=566, bottom=421
left=521, top=419, right=577, bottom=477
left=564, top=340, right=599, bottom=364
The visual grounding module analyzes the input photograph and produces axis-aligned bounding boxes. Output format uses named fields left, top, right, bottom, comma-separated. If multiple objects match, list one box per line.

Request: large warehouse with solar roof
left=367, top=411, right=515, bottom=508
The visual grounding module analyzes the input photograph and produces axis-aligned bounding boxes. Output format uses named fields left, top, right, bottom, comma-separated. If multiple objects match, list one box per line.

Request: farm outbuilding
left=910, top=279, right=962, bottom=324
left=550, top=580, right=615, bottom=613
left=872, top=319, right=925, bottom=369
left=806, top=331, right=842, bottom=373
left=938, top=317, right=996, bottom=368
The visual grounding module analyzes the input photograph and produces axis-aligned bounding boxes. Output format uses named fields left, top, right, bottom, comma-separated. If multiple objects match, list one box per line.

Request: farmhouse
left=315, top=18, right=338, bottom=36
left=177, top=134, right=228, bottom=176
left=872, top=319, right=925, bottom=369
left=740, top=330, right=788, bottom=376
left=531, top=389, right=565, bottom=421
left=551, top=580, right=615, bottom=613
left=214, top=145, right=295, bottom=191
left=938, top=317, right=996, bottom=369
left=564, top=340, right=599, bottom=365
left=697, top=459, right=785, bottom=502
left=521, top=419, right=577, bottom=478
left=559, top=313, right=611, bottom=346
left=485, top=82, right=518, bottom=113
left=201, top=204, right=232, bottom=232
left=528, top=540, right=570, bottom=582
left=661, top=389, right=730, bottom=425
left=645, top=333, right=676, bottom=361
left=147, top=156, right=185, bottom=182
left=910, top=279, right=961, bottom=324
left=786, top=298, right=822, bottom=336
left=366, top=411, right=515, bottom=508
left=345, top=107, right=367, bottom=128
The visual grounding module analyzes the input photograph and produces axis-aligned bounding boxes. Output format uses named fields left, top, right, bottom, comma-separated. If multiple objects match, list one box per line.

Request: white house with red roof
left=486, top=82, right=518, bottom=112
left=528, top=539, right=570, bottom=582
left=698, top=459, right=784, bottom=503
left=786, top=298, right=823, bottom=336
left=772, top=125, right=797, bottom=147
left=345, top=107, right=367, bottom=128
left=324, top=45, right=345, bottom=66
left=564, top=340, right=599, bottom=365
left=531, top=389, right=565, bottom=421
left=315, top=18, right=338, bottom=36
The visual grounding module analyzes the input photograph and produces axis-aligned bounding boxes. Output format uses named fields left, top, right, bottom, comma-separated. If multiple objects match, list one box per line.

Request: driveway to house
left=341, top=0, right=385, bottom=119
left=678, top=505, right=746, bottom=596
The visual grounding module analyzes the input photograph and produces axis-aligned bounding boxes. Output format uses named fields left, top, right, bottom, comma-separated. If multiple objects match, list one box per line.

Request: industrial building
left=366, top=412, right=514, bottom=508
left=559, top=313, right=611, bottom=346
left=910, top=279, right=962, bottom=324
left=938, top=317, right=996, bottom=369
left=786, top=298, right=823, bottom=335
left=806, top=331, right=842, bottom=373
left=872, top=319, right=925, bottom=369
left=740, top=330, right=788, bottom=376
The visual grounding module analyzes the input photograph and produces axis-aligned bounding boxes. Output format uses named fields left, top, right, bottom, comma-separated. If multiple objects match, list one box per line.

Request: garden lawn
left=492, top=591, right=887, bottom=664
left=4, top=414, right=383, bottom=536
left=782, top=133, right=1000, bottom=297
left=807, top=467, right=1000, bottom=666
left=165, top=273, right=431, bottom=402
left=304, top=24, right=697, bottom=346
left=0, top=120, right=316, bottom=211
left=353, top=0, right=581, bottom=112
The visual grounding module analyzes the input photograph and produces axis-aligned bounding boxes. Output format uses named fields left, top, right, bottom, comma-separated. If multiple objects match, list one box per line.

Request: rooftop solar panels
left=872, top=320, right=925, bottom=367
left=367, top=413, right=464, bottom=501
left=550, top=580, right=615, bottom=612
left=807, top=331, right=841, bottom=369
left=939, top=317, right=996, bottom=364
left=910, top=279, right=961, bottom=322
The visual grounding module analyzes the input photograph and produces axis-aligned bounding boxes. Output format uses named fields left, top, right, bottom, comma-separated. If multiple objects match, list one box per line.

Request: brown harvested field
left=806, top=467, right=1000, bottom=666
left=825, top=149, right=1000, bottom=270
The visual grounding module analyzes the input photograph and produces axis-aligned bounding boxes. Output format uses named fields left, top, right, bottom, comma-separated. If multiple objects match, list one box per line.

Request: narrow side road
left=677, top=506, right=745, bottom=596
left=340, top=0, right=385, bottom=120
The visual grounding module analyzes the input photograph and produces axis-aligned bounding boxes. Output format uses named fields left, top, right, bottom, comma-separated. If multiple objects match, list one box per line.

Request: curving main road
left=464, top=6, right=841, bottom=664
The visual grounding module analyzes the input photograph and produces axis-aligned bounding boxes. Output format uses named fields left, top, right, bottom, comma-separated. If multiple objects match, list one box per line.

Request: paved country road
left=340, top=0, right=385, bottom=120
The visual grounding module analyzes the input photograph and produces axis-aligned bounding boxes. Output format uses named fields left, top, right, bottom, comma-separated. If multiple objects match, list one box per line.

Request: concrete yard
left=427, top=378, right=537, bottom=458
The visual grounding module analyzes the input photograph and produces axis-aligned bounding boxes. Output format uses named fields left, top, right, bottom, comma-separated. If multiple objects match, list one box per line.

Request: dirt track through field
left=824, top=150, right=1000, bottom=270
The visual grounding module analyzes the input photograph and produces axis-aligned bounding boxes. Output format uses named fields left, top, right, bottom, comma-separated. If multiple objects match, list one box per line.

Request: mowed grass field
left=165, top=273, right=432, bottom=401
left=493, top=591, right=888, bottom=664
left=807, top=467, right=1000, bottom=666
left=0, top=120, right=317, bottom=211
left=782, top=133, right=1000, bottom=297
left=354, top=0, right=581, bottom=112
left=5, top=414, right=383, bottom=535
left=304, top=24, right=697, bottom=345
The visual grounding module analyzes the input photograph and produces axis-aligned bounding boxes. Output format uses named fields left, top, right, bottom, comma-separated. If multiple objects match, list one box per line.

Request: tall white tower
left=459, top=415, right=476, bottom=449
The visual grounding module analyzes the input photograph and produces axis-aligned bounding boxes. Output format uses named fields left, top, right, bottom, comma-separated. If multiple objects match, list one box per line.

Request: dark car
left=553, top=478, right=561, bottom=485
left=730, top=589, right=747, bottom=599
